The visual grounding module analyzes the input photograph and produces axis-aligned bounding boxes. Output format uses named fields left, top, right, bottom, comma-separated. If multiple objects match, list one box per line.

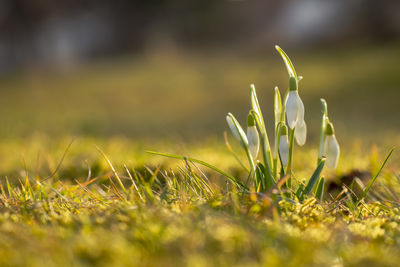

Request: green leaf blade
left=304, top=158, right=326, bottom=196
left=275, top=45, right=297, bottom=78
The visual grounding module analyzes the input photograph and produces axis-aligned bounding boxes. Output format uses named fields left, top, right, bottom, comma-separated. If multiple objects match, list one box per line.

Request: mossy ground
left=0, top=137, right=398, bottom=266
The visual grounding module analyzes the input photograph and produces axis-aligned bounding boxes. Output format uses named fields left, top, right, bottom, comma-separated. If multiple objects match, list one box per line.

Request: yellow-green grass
left=0, top=136, right=398, bottom=266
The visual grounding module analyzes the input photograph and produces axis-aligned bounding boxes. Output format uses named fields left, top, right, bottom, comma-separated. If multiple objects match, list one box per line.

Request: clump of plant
left=224, top=46, right=340, bottom=201
left=150, top=46, right=393, bottom=204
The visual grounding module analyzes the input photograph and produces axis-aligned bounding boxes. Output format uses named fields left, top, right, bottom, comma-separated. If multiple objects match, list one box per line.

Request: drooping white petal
left=294, top=94, right=307, bottom=145
left=296, top=95, right=305, bottom=122
left=226, top=115, right=248, bottom=145
left=247, top=126, right=260, bottom=159
left=279, top=135, right=289, bottom=167
left=295, top=120, right=307, bottom=146
left=323, top=135, right=340, bottom=169
left=285, top=91, right=299, bottom=129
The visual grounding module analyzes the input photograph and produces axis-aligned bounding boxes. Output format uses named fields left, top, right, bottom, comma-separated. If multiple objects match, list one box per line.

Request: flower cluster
left=225, top=46, right=340, bottom=195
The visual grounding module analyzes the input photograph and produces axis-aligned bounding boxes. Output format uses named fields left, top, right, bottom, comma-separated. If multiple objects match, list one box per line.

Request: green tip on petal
left=247, top=113, right=256, bottom=127
left=325, top=122, right=334, bottom=135
left=289, top=77, right=298, bottom=91
left=280, top=124, right=288, bottom=136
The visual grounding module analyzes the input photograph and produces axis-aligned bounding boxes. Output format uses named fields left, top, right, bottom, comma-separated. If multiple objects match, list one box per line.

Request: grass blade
left=95, top=145, right=127, bottom=193
left=147, top=151, right=248, bottom=191
left=224, top=131, right=249, bottom=172
left=355, top=148, right=394, bottom=206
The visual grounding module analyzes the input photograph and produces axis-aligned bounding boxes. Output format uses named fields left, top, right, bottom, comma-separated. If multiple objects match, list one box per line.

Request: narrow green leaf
left=224, top=132, right=250, bottom=173
left=274, top=86, right=282, bottom=129
left=5, top=177, right=12, bottom=198
left=320, top=98, right=328, bottom=117
left=345, top=190, right=356, bottom=211
left=250, top=84, right=265, bottom=129
left=147, top=150, right=248, bottom=191
left=296, top=179, right=306, bottom=201
left=249, top=110, right=274, bottom=184
left=249, top=85, right=274, bottom=183
left=257, top=162, right=275, bottom=191
left=304, top=158, right=326, bottom=195
left=275, top=45, right=297, bottom=78
left=255, top=163, right=264, bottom=192
left=250, top=85, right=271, bottom=153
left=315, top=177, right=325, bottom=201
left=356, top=148, right=394, bottom=206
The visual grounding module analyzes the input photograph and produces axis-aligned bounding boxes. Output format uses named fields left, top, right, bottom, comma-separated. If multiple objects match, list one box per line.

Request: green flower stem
left=318, top=99, right=328, bottom=164
left=261, top=135, right=274, bottom=184
left=286, top=127, right=295, bottom=188
left=273, top=158, right=278, bottom=179
left=273, top=123, right=283, bottom=178
left=317, top=125, right=325, bottom=164
left=249, top=110, right=275, bottom=184
left=245, top=147, right=257, bottom=179
left=273, top=132, right=279, bottom=175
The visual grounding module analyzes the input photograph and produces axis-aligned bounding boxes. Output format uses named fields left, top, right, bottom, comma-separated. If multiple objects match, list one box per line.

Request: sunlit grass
left=0, top=136, right=398, bottom=266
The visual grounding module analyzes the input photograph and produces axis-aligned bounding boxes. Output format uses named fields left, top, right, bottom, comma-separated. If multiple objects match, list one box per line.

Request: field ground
left=0, top=44, right=399, bottom=266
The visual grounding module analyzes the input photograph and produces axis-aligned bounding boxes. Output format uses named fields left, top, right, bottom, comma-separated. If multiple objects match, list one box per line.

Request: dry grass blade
left=95, top=145, right=127, bottom=193
left=42, top=138, right=76, bottom=182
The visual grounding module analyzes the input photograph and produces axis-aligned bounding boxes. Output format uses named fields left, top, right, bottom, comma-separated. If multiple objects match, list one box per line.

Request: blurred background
left=0, top=0, right=399, bottom=143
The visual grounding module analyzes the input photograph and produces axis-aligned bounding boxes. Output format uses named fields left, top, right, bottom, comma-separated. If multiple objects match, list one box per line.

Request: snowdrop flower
left=285, top=77, right=307, bottom=146
left=247, top=113, right=259, bottom=159
left=279, top=125, right=289, bottom=167
left=323, top=122, right=340, bottom=169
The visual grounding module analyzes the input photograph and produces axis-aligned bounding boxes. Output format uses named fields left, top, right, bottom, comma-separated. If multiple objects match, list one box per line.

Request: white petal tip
left=295, top=121, right=307, bottom=146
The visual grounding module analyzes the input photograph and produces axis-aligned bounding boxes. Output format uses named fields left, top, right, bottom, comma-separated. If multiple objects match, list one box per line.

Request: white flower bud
left=323, top=135, right=340, bottom=169
left=226, top=115, right=248, bottom=145
left=279, top=126, right=289, bottom=167
left=247, top=126, right=259, bottom=159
